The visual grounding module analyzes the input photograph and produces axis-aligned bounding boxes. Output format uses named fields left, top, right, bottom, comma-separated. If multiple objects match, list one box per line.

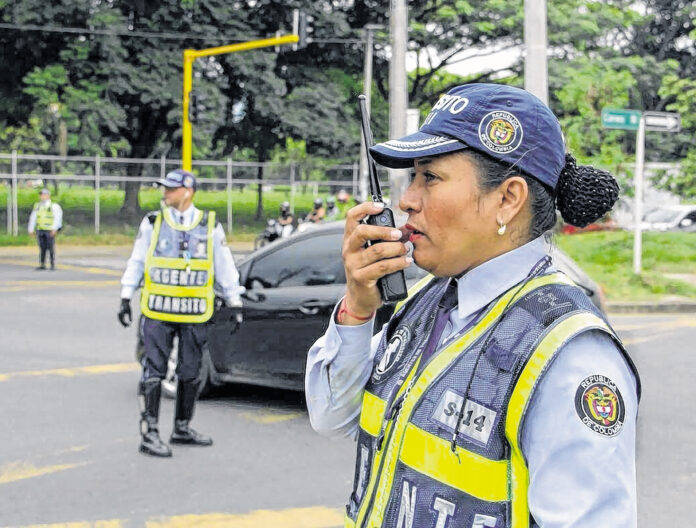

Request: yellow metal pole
left=182, top=50, right=194, bottom=171
left=181, top=35, right=299, bottom=171
left=189, top=35, right=298, bottom=59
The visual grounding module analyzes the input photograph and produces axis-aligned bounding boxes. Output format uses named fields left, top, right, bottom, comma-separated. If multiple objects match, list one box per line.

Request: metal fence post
left=161, top=155, right=166, bottom=180
left=11, top=150, right=18, bottom=236
left=95, top=154, right=101, bottom=234
left=226, top=158, right=233, bottom=234
left=290, top=164, right=296, bottom=213
left=352, top=162, right=359, bottom=198
left=6, top=173, right=11, bottom=234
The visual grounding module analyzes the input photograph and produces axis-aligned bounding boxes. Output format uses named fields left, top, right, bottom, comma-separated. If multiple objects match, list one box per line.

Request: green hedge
left=0, top=184, right=347, bottom=233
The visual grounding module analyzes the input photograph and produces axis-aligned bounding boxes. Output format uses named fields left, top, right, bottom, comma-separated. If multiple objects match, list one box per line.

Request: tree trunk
left=119, top=147, right=146, bottom=224
left=255, top=164, right=264, bottom=220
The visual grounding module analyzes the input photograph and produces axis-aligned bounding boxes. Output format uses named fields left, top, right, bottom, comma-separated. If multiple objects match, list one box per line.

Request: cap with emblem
left=369, top=83, right=566, bottom=190
left=156, top=169, right=197, bottom=190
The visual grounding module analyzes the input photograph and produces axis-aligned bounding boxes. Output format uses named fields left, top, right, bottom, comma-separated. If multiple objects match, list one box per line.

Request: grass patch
left=556, top=231, right=696, bottom=300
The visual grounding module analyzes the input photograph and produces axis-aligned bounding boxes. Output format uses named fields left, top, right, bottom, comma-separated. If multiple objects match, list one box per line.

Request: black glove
left=118, top=298, right=132, bottom=327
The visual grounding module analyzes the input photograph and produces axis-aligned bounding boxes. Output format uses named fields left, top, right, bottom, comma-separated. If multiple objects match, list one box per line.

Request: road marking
left=240, top=410, right=304, bottom=424
left=145, top=507, right=344, bottom=528
left=5, top=522, right=122, bottom=528
left=613, top=317, right=696, bottom=332
left=0, top=258, right=122, bottom=277
left=0, top=461, right=87, bottom=485
left=0, top=363, right=139, bottom=383
left=1, top=280, right=119, bottom=289
left=4, top=507, right=344, bottom=528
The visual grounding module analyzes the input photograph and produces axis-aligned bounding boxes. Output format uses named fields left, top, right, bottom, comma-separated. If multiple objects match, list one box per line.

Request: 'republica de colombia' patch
left=575, top=374, right=625, bottom=437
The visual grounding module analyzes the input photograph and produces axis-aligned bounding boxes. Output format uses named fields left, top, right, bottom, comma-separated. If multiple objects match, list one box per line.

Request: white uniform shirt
left=27, top=200, right=63, bottom=232
left=305, top=237, right=639, bottom=527
left=120, top=205, right=244, bottom=306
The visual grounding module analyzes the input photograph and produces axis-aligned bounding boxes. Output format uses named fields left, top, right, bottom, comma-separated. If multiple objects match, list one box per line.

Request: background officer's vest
left=141, top=209, right=215, bottom=324
left=346, top=272, right=639, bottom=528
left=34, top=202, right=54, bottom=230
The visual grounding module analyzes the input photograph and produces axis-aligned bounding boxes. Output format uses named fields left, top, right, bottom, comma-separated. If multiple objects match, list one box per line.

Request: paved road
left=0, top=249, right=693, bottom=527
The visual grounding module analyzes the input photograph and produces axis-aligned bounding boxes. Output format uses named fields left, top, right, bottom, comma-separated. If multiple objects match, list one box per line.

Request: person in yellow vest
left=306, top=85, right=641, bottom=527
left=117, top=169, right=244, bottom=458
left=28, top=188, right=63, bottom=270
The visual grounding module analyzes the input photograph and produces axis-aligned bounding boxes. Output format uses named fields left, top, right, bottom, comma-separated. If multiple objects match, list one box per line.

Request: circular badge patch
left=183, top=175, right=194, bottom=188
left=575, top=375, right=625, bottom=437
left=158, top=238, right=170, bottom=251
left=478, top=111, right=523, bottom=154
left=372, top=326, right=412, bottom=383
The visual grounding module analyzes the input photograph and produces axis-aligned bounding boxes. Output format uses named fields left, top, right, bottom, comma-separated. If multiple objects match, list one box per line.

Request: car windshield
left=643, top=208, right=682, bottom=223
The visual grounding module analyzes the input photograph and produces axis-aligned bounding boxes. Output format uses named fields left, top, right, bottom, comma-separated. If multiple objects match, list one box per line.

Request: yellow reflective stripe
left=344, top=515, right=356, bottom=528
left=355, top=354, right=422, bottom=527
left=162, top=208, right=204, bottom=230
left=145, top=284, right=210, bottom=297
left=148, top=256, right=212, bottom=270
left=400, top=423, right=509, bottom=502
left=505, top=311, right=610, bottom=528
left=364, top=272, right=574, bottom=527
left=393, top=274, right=433, bottom=313
left=359, top=391, right=387, bottom=437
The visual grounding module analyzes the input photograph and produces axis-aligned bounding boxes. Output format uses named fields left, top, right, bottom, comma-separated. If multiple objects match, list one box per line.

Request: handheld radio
left=358, top=95, right=408, bottom=303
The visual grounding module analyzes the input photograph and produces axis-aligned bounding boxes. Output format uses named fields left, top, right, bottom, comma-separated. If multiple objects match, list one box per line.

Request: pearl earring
left=497, top=221, right=507, bottom=236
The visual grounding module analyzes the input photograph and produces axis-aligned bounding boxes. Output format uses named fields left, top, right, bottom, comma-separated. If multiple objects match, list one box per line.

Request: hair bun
left=556, top=153, right=619, bottom=228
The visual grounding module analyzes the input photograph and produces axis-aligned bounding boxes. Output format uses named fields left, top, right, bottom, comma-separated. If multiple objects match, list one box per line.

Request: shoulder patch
left=575, top=374, right=625, bottom=437
left=372, top=325, right=412, bottom=384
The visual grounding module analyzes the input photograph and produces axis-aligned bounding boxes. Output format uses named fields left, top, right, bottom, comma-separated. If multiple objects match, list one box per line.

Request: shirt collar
left=169, top=204, right=197, bottom=224
left=455, top=236, right=549, bottom=320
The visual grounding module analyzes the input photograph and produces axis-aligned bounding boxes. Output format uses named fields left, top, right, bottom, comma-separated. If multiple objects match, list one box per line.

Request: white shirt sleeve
left=522, top=330, right=638, bottom=527
left=27, top=207, right=37, bottom=233
left=212, top=223, right=245, bottom=306
left=120, top=217, right=153, bottom=300
left=52, top=203, right=63, bottom=231
left=305, top=300, right=384, bottom=438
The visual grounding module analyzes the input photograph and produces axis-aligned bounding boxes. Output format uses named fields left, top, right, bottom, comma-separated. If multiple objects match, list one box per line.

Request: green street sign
left=601, top=108, right=642, bottom=130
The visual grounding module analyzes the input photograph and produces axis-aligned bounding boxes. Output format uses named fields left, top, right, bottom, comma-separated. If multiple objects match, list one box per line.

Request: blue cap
left=369, top=83, right=566, bottom=189
left=156, top=169, right=196, bottom=190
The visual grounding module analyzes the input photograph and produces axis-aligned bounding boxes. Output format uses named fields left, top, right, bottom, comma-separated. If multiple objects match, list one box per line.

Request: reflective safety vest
left=140, top=209, right=215, bottom=324
left=345, top=272, right=638, bottom=528
left=34, top=202, right=55, bottom=230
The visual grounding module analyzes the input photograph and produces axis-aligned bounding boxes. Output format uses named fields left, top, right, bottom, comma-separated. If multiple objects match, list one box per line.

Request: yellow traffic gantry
left=182, top=34, right=300, bottom=171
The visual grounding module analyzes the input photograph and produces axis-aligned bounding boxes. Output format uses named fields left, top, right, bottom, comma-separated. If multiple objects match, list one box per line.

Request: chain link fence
left=0, top=152, right=391, bottom=236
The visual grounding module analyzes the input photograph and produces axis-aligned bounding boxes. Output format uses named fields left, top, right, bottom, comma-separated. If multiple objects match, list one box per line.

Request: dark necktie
left=179, top=214, right=184, bottom=225
left=419, top=279, right=459, bottom=365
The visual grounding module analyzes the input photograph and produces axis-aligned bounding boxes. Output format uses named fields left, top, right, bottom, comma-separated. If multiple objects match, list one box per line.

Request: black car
left=137, top=222, right=605, bottom=396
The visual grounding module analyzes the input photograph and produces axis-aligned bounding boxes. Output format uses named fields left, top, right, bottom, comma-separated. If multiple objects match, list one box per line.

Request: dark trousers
left=141, top=317, right=207, bottom=383
left=36, top=230, right=55, bottom=267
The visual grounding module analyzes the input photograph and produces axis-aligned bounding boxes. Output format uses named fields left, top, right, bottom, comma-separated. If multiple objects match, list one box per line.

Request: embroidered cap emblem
left=575, top=374, right=625, bottom=437
left=478, top=111, right=523, bottom=154
left=372, top=326, right=411, bottom=383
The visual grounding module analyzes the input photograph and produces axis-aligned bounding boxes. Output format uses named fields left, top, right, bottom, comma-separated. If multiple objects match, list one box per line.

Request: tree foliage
left=1, top=0, right=695, bottom=211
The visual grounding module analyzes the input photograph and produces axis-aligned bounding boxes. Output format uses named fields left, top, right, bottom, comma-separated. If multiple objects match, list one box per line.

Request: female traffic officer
left=305, top=84, right=640, bottom=528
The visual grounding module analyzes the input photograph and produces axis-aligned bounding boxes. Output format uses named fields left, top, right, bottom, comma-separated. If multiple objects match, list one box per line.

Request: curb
left=607, top=301, right=696, bottom=314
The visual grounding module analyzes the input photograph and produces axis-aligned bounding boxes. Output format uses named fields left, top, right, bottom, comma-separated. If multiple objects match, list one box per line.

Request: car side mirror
left=680, top=218, right=693, bottom=227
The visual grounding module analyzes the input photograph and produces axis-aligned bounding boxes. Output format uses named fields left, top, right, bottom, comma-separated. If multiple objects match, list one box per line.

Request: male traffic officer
left=118, top=169, right=244, bottom=457
left=28, top=188, right=63, bottom=270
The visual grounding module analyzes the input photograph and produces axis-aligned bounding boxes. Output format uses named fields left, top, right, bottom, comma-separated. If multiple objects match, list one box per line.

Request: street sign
left=643, top=111, right=681, bottom=133
left=601, top=108, right=642, bottom=130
